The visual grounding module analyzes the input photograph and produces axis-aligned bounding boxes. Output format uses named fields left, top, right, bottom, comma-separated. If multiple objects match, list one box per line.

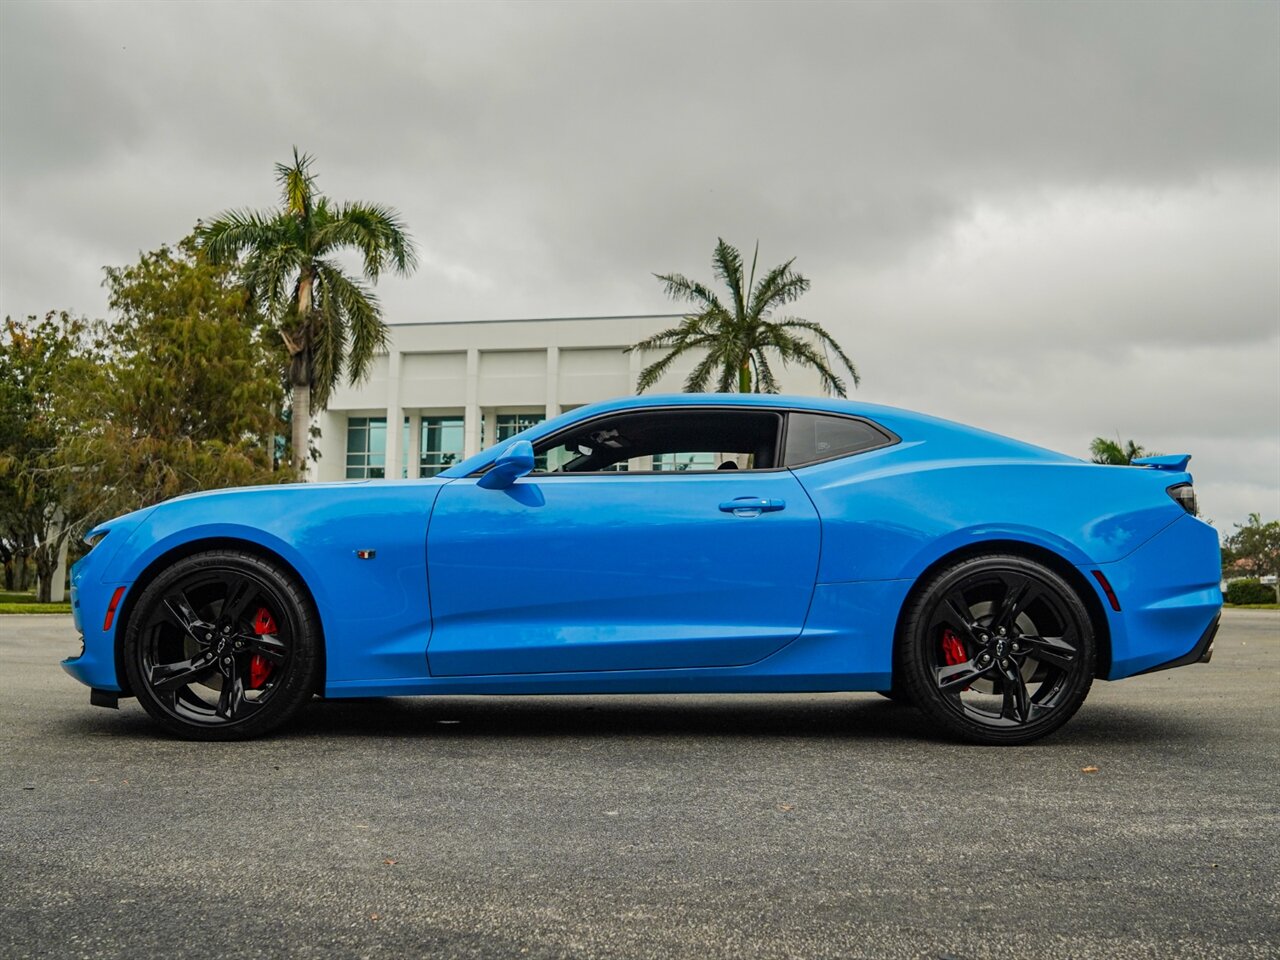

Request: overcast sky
left=1, top=1, right=1277, bottom=532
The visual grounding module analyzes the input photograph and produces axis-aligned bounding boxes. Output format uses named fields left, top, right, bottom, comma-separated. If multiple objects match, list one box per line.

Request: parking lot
left=1, top=610, right=1277, bottom=959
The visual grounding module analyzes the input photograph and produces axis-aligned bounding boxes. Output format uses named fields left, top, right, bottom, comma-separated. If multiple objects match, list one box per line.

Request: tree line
left=3, top=150, right=1272, bottom=601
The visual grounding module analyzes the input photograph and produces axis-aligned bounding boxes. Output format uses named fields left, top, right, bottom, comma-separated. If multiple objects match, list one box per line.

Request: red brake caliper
left=940, top=628, right=970, bottom=691
left=248, top=606, right=277, bottom=689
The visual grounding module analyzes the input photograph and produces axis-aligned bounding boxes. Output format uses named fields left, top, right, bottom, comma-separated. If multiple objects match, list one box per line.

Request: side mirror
left=477, top=440, right=535, bottom=490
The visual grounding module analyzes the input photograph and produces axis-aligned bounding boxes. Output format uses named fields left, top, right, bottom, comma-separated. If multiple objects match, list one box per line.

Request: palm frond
left=654, top=272, right=727, bottom=315
left=314, top=202, right=419, bottom=279
left=752, top=348, right=781, bottom=393
left=683, top=339, right=732, bottom=392
left=315, top=260, right=385, bottom=385
left=626, top=312, right=722, bottom=354
left=772, top=317, right=859, bottom=388
left=762, top=328, right=848, bottom=397
left=240, top=241, right=306, bottom=315
left=306, top=282, right=343, bottom=408
left=640, top=238, right=857, bottom=398
left=749, top=259, right=809, bottom=320
left=635, top=339, right=702, bottom=392
left=711, top=238, right=747, bottom=322
left=715, top=356, right=740, bottom=393
left=275, top=147, right=316, bottom=218
left=196, top=209, right=283, bottom=265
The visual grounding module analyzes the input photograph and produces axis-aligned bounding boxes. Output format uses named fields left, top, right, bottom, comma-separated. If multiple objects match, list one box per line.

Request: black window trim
left=468, top=404, right=900, bottom=478
left=470, top=404, right=785, bottom=477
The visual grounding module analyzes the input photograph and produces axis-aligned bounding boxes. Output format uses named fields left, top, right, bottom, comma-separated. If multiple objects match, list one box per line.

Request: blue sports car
left=64, top=394, right=1222, bottom=744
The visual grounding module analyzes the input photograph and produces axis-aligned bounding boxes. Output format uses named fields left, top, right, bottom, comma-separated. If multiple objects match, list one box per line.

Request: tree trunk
left=292, top=381, right=311, bottom=479
left=34, top=544, right=57, bottom=603
left=289, top=268, right=315, bottom=480
left=0, top=543, right=14, bottom=591
left=738, top=361, right=751, bottom=393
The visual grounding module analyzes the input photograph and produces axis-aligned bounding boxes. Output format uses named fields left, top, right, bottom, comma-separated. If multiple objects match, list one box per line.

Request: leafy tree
left=1089, top=436, right=1154, bottom=465
left=0, top=312, right=94, bottom=596
left=62, top=239, right=290, bottom=524
left=1, top=240, right=290, bottom=600
left=197, top=149, right=418, bottom=475
left=631, top=238, right=858, bottom=395
left=1221, top=513, right=1280, bottom=586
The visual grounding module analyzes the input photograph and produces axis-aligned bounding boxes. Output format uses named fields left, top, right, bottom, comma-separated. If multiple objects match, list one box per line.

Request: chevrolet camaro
left=64, top=394, right=1222, bottom=744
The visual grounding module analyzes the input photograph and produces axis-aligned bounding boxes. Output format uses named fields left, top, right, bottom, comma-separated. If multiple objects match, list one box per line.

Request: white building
left=314, top=314, right=827, bottom=481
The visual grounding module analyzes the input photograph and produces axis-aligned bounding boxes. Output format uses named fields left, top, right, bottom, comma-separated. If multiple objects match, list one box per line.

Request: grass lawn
left=0, top=592, right=71, bottom=614
left=0, top=602, right=72, bottom=614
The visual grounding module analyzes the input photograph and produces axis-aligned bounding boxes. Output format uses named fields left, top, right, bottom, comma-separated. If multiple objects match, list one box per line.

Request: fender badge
left=355, top=549, right=376, bottom=560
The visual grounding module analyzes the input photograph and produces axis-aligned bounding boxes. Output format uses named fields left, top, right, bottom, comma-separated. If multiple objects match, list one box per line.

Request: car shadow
left=57, top=692, right=1207, bottom=748
left=277, top=692, right=1205, bottom=748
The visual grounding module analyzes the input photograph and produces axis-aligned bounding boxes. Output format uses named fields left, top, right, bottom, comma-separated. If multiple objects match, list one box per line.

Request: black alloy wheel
left=896, top=554, right=1095, bottom=745
left=123, top=550, right=320, bottom=740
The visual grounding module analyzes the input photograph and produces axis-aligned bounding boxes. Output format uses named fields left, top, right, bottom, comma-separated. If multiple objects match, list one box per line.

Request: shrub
left=1225, top=579, right=1277, bottom=605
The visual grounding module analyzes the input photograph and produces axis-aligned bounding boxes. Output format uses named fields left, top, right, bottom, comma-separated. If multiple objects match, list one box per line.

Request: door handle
left=719, top=497, right=786, bottom=516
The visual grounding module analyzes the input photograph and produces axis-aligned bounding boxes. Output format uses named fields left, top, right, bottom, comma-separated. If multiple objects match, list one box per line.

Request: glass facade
left=494, top=412, right=547, bottom=470
left=346, top=417, right=387, bottom=478
left=345, top=410, right=554, bottom=479
left=420, top=416, right=465, bottom=476
left=494, top=412, right=545, bottom=442
left=652, top=452, right=720, bottom=471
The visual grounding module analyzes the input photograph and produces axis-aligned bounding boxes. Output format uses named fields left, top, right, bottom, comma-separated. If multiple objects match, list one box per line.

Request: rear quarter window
left=784, top=412, right=893, bottom=466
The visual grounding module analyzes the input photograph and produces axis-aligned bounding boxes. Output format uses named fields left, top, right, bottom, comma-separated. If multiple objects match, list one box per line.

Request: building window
left=652, top=452, right=720, bottom=472
left=495, top=412, right=545, bottom=442
left=420, top=417, right=464, bottom=477
left=494, top=412, right=548, bottom=470
left=346, top=416, right=387, bottom=478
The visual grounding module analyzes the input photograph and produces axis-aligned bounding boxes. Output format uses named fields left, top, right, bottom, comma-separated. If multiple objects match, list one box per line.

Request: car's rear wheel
left=122, top=550, right=320, bottom=741
left=897, top=554, right=1095, bottom=745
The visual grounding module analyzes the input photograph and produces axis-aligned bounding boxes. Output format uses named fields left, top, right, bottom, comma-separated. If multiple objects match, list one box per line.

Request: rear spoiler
left=1132, top=454, right=1191, bottom=471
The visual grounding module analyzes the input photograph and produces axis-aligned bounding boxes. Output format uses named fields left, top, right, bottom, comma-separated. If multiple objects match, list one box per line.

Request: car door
left=425, top=427, right=821, bottom=676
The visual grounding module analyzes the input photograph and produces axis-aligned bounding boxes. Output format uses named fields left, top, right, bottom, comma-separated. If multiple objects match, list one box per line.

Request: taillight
left=1167, top=483, right=1197, bottom=516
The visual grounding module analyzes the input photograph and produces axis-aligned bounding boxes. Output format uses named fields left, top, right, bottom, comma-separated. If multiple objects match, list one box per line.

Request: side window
left=533, top=409, right=782, bottom=474
left=783, top=413, right=890, bottom=466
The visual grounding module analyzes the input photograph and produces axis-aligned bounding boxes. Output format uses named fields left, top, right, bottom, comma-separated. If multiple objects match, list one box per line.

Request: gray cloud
left=2, top=0, right=1277, bottom=530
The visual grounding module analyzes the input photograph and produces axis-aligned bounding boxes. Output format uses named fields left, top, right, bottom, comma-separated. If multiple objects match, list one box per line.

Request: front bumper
left=62, top=553, right=131, bottom=693
left=60, top=508, right=156, bottom=693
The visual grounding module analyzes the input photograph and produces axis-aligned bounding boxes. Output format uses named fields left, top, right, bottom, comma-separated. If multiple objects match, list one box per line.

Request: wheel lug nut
left=222, top=657, right=231, bottom=665
left=1000, top=658, right=1010, bottom=668
left=205, top=633, right=213, bottom=641
left=998, top=627, right=1006, bottom=635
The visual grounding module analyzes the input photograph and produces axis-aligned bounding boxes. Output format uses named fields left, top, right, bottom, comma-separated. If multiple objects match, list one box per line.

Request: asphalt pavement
left=1, top=610, right=1277, bottom=959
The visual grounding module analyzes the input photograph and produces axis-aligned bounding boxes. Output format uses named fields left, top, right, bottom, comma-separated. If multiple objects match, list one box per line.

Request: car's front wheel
left=896, top=554, right=1096, bottom=745
left=122, top=549, right=321, bottom=740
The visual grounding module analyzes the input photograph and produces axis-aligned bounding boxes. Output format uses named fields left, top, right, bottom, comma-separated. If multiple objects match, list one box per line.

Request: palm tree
left=630, top=238, right=857, bottom=395
left=197, top=149, right=417, bottom=476
left=1089, top=436, right=1153, bottom=465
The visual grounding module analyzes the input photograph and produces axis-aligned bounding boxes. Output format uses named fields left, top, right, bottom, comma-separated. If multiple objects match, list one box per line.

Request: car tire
left=122, top=549, right=321, bottom=741
left=896, top=554, right=1095, bottom=746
